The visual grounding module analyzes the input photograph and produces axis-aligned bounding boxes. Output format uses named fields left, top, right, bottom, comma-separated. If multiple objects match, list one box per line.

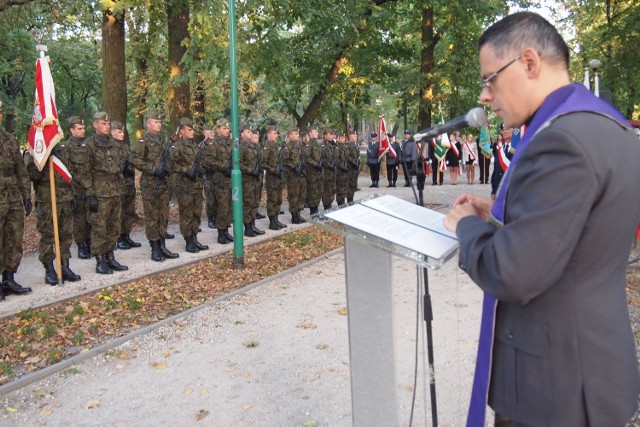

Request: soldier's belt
left=93, top=175, right=121, bottom=182
left=2, top=167, right=15, bottom=177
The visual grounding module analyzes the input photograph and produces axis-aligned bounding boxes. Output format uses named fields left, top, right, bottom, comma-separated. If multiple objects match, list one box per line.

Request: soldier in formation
left=346, top=130, right=359, bottom=203
left=169, top=118, right=208, bottom=253
left=25, top=135, right=81, bottom=285
left=366, top=132, right=380, bottom=187
left=66, top=116, right=92, bottom=259
left=321, top=128, right=337, bottom=210
left=283, top=127, right=306, bottom=224
left=261, top=125, right=286, bottom=230
left=385, top=133, right=400, bottom=188
left=202, top=124, right=218, bottom=229
left=239, top=125, right=265, bottom=237
left=334, top=132, right=349, bottom=206
left=111, top=121, right=141, bottom=250
left=304, top=125, right=323, bottom=215
left=0, top=102, right=32, bottom=299
left=129, top=111, right=179, bottom=261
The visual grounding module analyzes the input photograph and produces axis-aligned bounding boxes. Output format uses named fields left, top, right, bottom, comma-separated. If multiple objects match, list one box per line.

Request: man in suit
left=445, top=12, right=640, bottom=427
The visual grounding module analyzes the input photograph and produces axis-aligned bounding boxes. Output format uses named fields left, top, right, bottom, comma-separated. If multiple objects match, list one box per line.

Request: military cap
left=387, top=133, right=394, bottom=137
left=250, top=128, right=259, bottom=135
left=68, top=116, right=84, bottom=127
left=216, top=118, right=230, bottom=127
left=111, top=121, right=125, bottom=131
left=265, top=125, right=278, bottom=133
left=287, top=126, right=300, bottom=133
left=179, top=117, right=194, bottom=128
left=93, top=111, right=110, bottom=122
left=240, top=123, right=253, bottom=132
left=144, top=110, right=163, bottom=120
left=203, top=124, right=213, bottom=131
left=370, top=132, right=378, bottom=138
left=404, top=129, right=412, bottom=135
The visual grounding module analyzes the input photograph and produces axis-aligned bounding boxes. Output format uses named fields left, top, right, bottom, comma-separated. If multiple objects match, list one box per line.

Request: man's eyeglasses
left=481, top=53, right=522, bottom=90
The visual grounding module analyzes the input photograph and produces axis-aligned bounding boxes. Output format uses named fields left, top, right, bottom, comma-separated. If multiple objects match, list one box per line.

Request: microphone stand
left=402, top=141, right=438, bottom=427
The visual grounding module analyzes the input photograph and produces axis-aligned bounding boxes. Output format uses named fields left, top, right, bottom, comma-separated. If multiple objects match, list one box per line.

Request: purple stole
left=466, top=83, right=629, bottom=427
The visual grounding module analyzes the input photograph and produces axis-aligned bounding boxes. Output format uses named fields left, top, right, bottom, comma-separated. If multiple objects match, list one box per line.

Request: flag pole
left=37, top=44, right=63, bottom=284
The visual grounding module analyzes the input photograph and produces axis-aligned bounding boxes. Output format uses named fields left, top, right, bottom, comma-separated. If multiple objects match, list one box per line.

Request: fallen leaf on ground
left=5, top=407, right=17, bottom=413
left=195, top=409, right=209, bottom=421
left=338, top=307, right=348, bottom=316
left=151, top=362, right=168, bottom=369
left=84, top=400, right=100, bottom=409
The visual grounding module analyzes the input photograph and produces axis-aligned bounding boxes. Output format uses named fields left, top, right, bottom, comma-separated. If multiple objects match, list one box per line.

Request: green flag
left=479, top=126, right=491, bottom=158
left=433, top=113, right=449, bottom=161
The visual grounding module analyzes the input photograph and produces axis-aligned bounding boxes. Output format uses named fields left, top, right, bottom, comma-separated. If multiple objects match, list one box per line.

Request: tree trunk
left=418, top=5, right=437, bottom=130
left=101, top=9, right=127, bottom=137
left=167, top=0, right=191, bottom=130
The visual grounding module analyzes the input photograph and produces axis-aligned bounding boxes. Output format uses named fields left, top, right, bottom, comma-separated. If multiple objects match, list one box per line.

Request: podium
left=310, top=195, right=459, bottom=426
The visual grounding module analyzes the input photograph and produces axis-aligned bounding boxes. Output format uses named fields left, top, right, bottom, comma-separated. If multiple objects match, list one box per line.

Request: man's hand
left=23, top=198, right=32, bottom=216
left=87, top=195, right=99, bottom=213
left=444, top=193, right=493, bottom=232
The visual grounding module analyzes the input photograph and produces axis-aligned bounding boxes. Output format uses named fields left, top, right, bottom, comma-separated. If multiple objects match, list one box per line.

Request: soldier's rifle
left=274, top=144, right=284, bottom=177
left=152, top=142, right=173, bottom=194
left=294, top=143, right=305, bottom=175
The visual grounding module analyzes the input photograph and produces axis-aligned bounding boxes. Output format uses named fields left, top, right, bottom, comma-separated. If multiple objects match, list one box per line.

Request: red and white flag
left=377, top=115, right=396, bottom=161
left=27, top=53, right=68, bottom=182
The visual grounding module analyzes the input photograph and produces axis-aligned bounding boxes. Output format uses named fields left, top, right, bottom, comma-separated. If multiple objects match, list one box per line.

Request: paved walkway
left=0, top=176, right=494, bottom=426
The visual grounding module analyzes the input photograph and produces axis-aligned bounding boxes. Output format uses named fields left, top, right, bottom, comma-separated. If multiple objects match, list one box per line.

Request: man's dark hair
left=478, top=12, right=569, bottom=68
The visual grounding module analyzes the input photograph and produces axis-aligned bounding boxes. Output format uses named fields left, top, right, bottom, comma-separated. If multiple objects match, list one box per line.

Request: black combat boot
left=347, top=197, right=354, bottom=203
left=251, top=220, right=265, bottom=235
left=106, top=251, right=128, bottom=271
left=224, top=228, right=234, bottom=242
left=117, top=234, right=132, bottom=250
left=310, top=207, right=318, bottom=215
left=96, top=254, right=113, bottom=275
left=244, top=223, right=257, bottom=237
left=185, top=234, right=200, bottom=253
left=275, top=215, right=287, bottom=229
left=150, top=240, right=165, bottom=262
left=125, top=234, right=141, bottom=248
left=268, top=216, right=280, bottom=230
left=387, top=180, right=392, bottom=188
left=392, top=180, right=397, bottom=187
left=323, top=204, right=332, bottom=211
left=291, top=212, right=303, bottom=224
left=43, top=260, right=59, bottom=285
left=207, top=215, right=216, bottom=229
left=159, top=238, right=179, bottom=259
left=404, top=180, right=411, bottom=187
left=77, top=242, right=91, bottom=259
left=218, top=228, right=232, bottom=244
left=0, top=287, right=4, bottom=301
left=61, top=259, right=81, bottom=282
left=1, top=270, right=32, bottom=295
left=163, top=231, right=175, bottom=239
left=374, top=181, right=379, bottom=188
left=193, top=233, right=209, bottom=250
left=255, top=212, right=266, bottom=220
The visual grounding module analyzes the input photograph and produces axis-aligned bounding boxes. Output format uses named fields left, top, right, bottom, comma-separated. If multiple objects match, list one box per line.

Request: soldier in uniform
left=25, top=137, right=81, bottom=285
left=384, top=133, right=400, bottom=187
left=251, top=129, right=266, bottom=221
left=261, top=125, right=286, bottom=230
left=321, top=128, right=337, bottom=210
left=78, top=112, right=128, bottom=274
left=400, top=130, right=416, bottom=187
left=111, top=121, right=141, bottom=250
left=0, top=102, right=32, bottom=298
left=239, top=125, right=265, bottom=237
left=201, top=118, right=234, bottom=244
left=169, top=118, right=208, bottom=253
left=335, top=132, right=349, bottom=206
left=129, top=111, right=179, bottom=261
left=304, top=125, right=323, bottom=215
left=201, top=124, right=218, bottom=229
left=282, top=127, right=306, bottom=224
left=346, top=130, right=359, bottom=203
left=66, top=116, right=92, bottom=259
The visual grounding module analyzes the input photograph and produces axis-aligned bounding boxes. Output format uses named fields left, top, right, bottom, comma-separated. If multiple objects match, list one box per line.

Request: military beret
left=250, top=128, right=259, bottom=135
left=387, top=133, right=395, bottom=137
left=370, top=132, right=378, bottom=138
left=265, top=125, right=278, bottom=132
left=404, top=129, right=412, bottom=135
left=203, top=124, right=213, bottom=131
left=216, top=118, right=230, bottom=127
left=240, top=123, right=253, bottom=132
left=93, top=111, right=110, bottom=122
left=111, top=121, right=125, bottom=131
left=68, top=116, right=84, bottom=127
left=144, top=110, right=163, bottom=120
left=287, top=126, right=300, bottom=133
left=179, top=117, right=194, bottom=128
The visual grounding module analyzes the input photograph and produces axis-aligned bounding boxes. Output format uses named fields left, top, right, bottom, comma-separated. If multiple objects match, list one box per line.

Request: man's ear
left=521, top=47, right=542, bottom=78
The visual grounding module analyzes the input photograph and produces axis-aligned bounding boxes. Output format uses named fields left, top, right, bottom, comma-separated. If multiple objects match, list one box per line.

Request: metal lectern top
left=311, top=194, right=459, bottom=269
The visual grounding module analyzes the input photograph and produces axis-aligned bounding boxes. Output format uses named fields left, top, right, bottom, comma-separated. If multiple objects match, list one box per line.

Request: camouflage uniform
left=169, top=118, right=208, bottom=253
left=321, top=138, right=337, bottom=209
left=304, top=134, right=324, bottom=215
left=282, top=129, right=306, bottom=224
left=67, top=133, right=92, bottom=258
left=25, top=142, right=81, bottom=284
left=201, top=128, right=233, bottom=243
left=261, top=130, right=286, bottom=230
left=201, top=134, right=218, bottom=228
left=129, top=115, right=178, bottom=261
left=0, top=126, right=32, bottom=297
left=335, top=140, right=349, bottom=206
left=78, top=113, right=128, bottom=275
left=239, top=132, right=264, bottom=237
left=111, top=121, right=140, bottom=250
left=346, top=133, right=360, bottom=202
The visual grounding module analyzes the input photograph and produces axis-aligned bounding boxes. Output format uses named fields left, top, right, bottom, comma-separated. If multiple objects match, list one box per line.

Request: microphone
left=413, top=107, right=487, bottom=142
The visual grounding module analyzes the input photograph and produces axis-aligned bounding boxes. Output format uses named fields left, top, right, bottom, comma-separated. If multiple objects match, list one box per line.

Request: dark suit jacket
left=457, top=112, right=640, bottom=426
